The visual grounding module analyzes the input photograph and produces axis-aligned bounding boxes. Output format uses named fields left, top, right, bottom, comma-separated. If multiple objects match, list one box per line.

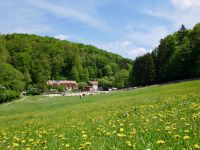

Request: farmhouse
left=84, top=81, right=98, bottom=91
left=47, top=80, right=78, bottom=90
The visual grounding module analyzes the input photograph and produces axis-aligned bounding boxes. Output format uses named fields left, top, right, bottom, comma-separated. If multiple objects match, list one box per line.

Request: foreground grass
left=0, top=80, right=200, bottom=149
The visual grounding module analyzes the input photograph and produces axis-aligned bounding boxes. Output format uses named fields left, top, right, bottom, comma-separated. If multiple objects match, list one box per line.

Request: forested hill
left=0, top=33, right=132, bottom=100
left=130, top=23, right=200, bottom=86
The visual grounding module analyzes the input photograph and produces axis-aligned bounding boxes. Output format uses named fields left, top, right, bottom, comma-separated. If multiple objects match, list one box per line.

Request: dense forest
left=0, top=33, right=132, bottom=102
left=130, top=23, right=200, bottom=86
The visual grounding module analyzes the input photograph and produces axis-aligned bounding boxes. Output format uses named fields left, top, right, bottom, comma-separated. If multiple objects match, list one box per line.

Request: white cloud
left=25, top=0, right=106, bottom=29
left=54, top=34, right=71, bottom=40
left=128, top=47, right=147, bottom=59
left=171, top=0, right=200, bottom=10
left=94, top=40, right=150, bottom=59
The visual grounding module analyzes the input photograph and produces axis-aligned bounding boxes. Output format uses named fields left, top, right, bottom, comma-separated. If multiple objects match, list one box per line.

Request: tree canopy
left=130, top=23, right=200, bottom=86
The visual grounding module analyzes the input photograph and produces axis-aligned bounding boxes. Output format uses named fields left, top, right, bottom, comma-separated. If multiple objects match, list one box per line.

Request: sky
left=0, top=0, right=200, bottom=59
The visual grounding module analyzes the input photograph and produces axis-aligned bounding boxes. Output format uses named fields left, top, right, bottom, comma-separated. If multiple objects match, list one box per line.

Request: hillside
left=130, top=24, right=200, bottom=86
left=0, top=80, right=199, bottom=149
left=0, top=33, right=132, bottom=102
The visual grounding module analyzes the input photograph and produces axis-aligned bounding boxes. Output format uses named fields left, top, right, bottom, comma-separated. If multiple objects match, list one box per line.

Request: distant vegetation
left=1, top=23, right=200, bottom=103
left=130, top=24, right=200, bottom=86
left=0, top=33, right=132, bottom=102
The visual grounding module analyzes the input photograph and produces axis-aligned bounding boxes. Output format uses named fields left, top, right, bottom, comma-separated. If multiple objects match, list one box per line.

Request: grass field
left=0, top=80, right=200, bottom=149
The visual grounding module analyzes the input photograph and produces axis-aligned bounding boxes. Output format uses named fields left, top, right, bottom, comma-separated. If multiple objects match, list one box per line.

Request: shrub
left=0, top=90, right=19, bottom=103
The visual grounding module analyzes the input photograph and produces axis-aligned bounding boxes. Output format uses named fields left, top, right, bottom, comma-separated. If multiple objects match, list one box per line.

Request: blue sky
left=0, top=0, right=200, bottom=59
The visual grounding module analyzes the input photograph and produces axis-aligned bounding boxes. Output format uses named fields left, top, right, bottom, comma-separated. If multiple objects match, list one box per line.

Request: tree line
left=130, top=24, right=200, bottom=86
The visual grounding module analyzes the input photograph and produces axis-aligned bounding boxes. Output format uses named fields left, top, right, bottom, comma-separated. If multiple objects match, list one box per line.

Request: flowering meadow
left=0, top=80, right=200, bottom=149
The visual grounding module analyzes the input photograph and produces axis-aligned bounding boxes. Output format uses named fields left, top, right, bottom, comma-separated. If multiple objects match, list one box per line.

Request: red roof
left=47, top=80, right=78, bottom=86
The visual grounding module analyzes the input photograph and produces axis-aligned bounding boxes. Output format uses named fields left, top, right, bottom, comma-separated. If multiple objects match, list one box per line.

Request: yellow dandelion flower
left=194, top=144, right=200, bottom=149
left=26, top=147, right=31, bottom=150
left=130, top=128, right=136, bottom=135
left=157, top=140, right=165, bottom=145
left=65, top=144, right=69, bottom=148
left=85, top=141, right=91, bottom=146
left=184, top=130, right=189, bottom=133
left=117, top=133, right=125, bottom=138
left=21, top=139, right=26, bottom=143
left=164, top=126, right=170, bottom=131
left=29, top=139, right=34, bottom=142
left=183, top=136, right=190, bottom=140
left=185, top=123, right=190, bottom=126
left=81, top=131, right=86, bottom=134
left=82, top=134, right=87, bottom=139
left=174, top=135, right=181, bottom=139
left=120, top=128, right=124, bottom=132
left=13, top=143, right=19, bottom=147
left=126, top=141, right=132, bottom=147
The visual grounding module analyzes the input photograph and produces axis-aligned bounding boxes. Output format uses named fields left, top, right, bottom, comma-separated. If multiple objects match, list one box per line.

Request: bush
left=78, top=82, right=87, bottom=91
left=0, top=90, right=19, bottom=103
left=26, top=86, right=40, bottom=95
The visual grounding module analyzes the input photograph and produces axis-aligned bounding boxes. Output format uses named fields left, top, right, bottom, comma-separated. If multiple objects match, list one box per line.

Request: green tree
left=114, top=69, right=129, bottom=88
left=98, top=78, right=112, bottom=90
left=133, top=53, right=155, bottom=86
left=0, top=62, right=25, bottom=92
left=70, top=67, right=79, bottom=81
left=103, top=65, right=113, bottom=76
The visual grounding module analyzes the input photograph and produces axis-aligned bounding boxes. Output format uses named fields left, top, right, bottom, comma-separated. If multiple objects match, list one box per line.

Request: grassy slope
left=0, top=80, right=200, bottom=149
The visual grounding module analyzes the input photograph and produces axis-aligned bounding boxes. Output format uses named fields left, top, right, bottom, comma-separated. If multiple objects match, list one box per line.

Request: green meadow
left=0, top=80, right=200, bottom=149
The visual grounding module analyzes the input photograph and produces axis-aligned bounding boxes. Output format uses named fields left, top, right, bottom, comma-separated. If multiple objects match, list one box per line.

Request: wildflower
left=65, top=144, right=69, bottom=148
left=164, top=126, right=170, bottom=131
left=21, top=139, right=26, bottom=143
left=117, top=133, right=125, bottom=138
left=29, top=139, right=34, bottom=142
left=183, top=136, right=190, bottom=140
left=126, top=141, right=132, bottom=147
left=82, top=134, right=87, bottom=139
left=81, top=131, right=86, bottom=134
left=157, top=129, right=161, bottom=132
left=13, top=143, right=19, bottom=147
left=194, top=144, right=200, bottom=149
left=130, top=128, right=136, bottom=135
left=174, top=135, right=181, bottom=139
left=85, top=141, right=91, bottom=146
left=184, top=130, right=189, bottom=133
left=120, top=128, right=124, bottom=132
left=79, top=144, right=85, bottom=149
left=185, top=123, right=190, bottom=126
left=26, top=147, right=31, bottom=150
left=157, top=140, right=165, bottom=145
